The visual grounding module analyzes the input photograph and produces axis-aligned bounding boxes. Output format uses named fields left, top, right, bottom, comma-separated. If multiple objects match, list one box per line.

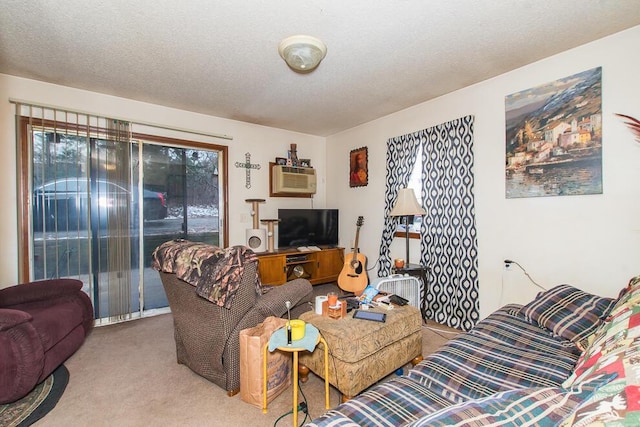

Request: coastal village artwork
left=505, top=67, right=602, bottom=198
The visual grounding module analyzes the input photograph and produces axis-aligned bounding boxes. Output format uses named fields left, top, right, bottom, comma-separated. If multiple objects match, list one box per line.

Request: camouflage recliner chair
left=152, top=239, right=312, bottom=396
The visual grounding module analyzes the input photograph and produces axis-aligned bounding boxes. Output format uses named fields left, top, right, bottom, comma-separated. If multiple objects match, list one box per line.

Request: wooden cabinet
left=256, top=247, right=344, bottom=286
left=311, top=249, right=345, bottom=284
left=256, top=255, right=287, bottom=285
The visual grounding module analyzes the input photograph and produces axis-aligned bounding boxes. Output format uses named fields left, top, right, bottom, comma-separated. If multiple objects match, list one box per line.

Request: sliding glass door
left=19, top=110, right=225, bottom=325
left=135, top=144, right=221, bottom=312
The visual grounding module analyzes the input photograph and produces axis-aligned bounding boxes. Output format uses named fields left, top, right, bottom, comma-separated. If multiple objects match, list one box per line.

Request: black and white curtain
left=377, top=132, right=422, bottom=275
left=378, top=115, right=478, bottom=331
left=421, top=115, right=478, bottom=330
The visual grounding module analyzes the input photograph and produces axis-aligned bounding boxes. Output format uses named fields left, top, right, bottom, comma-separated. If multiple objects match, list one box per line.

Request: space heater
left=372, top=274, right=422, bottom=310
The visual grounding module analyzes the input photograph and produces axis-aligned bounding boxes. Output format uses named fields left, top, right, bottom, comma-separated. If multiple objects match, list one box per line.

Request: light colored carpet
left=36, top=311, right=459, bottom=426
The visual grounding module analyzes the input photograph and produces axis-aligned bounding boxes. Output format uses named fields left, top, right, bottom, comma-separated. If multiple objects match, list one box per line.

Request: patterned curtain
left=421, top=115, right=479, bottom=331
left=377, top=133, right=422, bottom=277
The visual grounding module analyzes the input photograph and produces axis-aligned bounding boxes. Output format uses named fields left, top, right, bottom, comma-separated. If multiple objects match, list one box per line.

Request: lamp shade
left=278, top=35, right=327, bottom=72
left=389, top=188, right=426, bottom=217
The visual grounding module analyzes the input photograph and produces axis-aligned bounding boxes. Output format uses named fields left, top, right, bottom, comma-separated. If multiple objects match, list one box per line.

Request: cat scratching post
left=260, top=219, right=280, bottom=252
left=245, top=199, right=266, bottom=252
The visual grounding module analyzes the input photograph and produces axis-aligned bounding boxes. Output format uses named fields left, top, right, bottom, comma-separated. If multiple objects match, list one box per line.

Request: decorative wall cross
left=234, top=152, right=261, bottom=189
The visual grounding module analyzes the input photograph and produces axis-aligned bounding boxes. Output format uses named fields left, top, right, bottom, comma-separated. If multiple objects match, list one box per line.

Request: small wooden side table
left=392, top=263, right=429, bottom=322
left=263, top=324, right=329, bottom=426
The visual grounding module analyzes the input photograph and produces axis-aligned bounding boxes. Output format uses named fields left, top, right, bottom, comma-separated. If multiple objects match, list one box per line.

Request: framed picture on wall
left=505, top=67, right=602, bottom=198
left=349, top=147, right=368, bottom=187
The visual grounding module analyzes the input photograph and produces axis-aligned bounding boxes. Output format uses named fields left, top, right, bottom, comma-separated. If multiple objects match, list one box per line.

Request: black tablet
left=352, top=309, right=386, bottom=322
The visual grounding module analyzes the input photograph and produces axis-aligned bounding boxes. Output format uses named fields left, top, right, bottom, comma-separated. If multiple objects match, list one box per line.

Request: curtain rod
left=9, top=98, right=233, bottom=141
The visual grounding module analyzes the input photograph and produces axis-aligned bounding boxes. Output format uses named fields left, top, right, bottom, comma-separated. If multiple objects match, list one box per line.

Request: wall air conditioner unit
left=272, top=165, right=317, bottom=194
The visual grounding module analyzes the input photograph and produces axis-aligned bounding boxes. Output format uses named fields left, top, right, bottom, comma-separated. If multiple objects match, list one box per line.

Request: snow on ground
left=167, top=205, right=218, bottom=219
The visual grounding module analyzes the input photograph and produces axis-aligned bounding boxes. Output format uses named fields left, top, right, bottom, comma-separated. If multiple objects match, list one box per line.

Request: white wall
left=2, top=26, right=639, bottom=313
left=0, top=75, right=326, bottom=287
left=326, top=25, right=640, bottom=320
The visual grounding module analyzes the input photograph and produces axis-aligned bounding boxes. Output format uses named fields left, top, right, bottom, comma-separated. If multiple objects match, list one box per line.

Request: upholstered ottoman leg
left=299, top=363, right=310, bottom=383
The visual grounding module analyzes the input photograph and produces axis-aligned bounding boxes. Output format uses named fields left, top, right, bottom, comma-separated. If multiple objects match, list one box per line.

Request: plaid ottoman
left=299, top=304, right=423, bottom=400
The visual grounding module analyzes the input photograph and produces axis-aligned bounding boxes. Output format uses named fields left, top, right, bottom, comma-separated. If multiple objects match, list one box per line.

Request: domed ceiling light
left=278, top=35, right=327, bottom=73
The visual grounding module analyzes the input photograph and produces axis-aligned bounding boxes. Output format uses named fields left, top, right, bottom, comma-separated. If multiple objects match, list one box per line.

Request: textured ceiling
left=1, top=1, right=639, bottom=136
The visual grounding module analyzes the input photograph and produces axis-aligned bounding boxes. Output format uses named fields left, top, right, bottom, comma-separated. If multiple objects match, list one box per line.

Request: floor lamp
left=389, top=188, right=426, bottom=266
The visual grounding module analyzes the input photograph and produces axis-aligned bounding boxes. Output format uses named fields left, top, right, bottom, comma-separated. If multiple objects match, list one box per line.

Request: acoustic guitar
left=338, top=216, right=368, bottom=295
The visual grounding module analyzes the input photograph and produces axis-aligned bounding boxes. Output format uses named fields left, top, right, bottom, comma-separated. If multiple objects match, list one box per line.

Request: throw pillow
left=563, top=304, right=640, bottom=388
left=518, top=284, right=616, bottom=343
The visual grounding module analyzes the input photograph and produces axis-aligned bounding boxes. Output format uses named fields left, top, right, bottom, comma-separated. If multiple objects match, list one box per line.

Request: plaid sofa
left=308, top=277, right=640, bottom=426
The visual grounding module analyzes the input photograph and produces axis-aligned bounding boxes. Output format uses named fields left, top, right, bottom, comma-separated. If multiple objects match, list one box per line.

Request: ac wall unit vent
left=272, top=165, right=317, bottom=194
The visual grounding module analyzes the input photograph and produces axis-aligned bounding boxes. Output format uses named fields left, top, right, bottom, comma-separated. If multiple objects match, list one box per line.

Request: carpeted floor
left=33, top=284, right=460, bottom=426
left=0, top=365, right=69, bottom=427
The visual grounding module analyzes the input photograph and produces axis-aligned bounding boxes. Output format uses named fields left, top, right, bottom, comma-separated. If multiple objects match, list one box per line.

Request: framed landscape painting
left=505, top=67, right=602, bottom=198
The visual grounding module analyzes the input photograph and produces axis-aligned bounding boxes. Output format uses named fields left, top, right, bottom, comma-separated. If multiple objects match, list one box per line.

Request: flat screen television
left=277, top=209, right=339, bottom=249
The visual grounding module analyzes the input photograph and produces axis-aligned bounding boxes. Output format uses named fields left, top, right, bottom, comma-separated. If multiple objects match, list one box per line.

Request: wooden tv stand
left=256, top=247, right=345, bottom=286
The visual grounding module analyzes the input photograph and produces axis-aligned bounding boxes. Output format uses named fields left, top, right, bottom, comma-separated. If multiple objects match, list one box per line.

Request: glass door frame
left=16, top=116, right=229, bottom=298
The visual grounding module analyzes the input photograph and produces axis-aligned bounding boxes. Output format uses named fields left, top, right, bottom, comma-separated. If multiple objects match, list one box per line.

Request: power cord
left=300, top=329, right=340, bottom=419
left=272, top=329, right=342, bottom=426
left=272, top=400, right=309, bottom=427
left=504, top=259, right=547, bottom=291
left=273, top=409, right=292, bottom=426
left=499, top=267, right=505, bottom=307
left=297, top=381, right=310, bottom=425
left=366, top=255, right=381, bottom=272
left=273, top=376, right=310, bottom=427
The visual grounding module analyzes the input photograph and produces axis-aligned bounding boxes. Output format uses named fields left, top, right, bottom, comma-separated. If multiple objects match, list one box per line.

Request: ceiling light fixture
left=278, top=35, right=327, bottom=73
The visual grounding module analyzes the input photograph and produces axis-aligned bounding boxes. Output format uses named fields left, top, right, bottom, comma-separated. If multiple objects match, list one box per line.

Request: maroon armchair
left=0, top=279, right=94, bottom=403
